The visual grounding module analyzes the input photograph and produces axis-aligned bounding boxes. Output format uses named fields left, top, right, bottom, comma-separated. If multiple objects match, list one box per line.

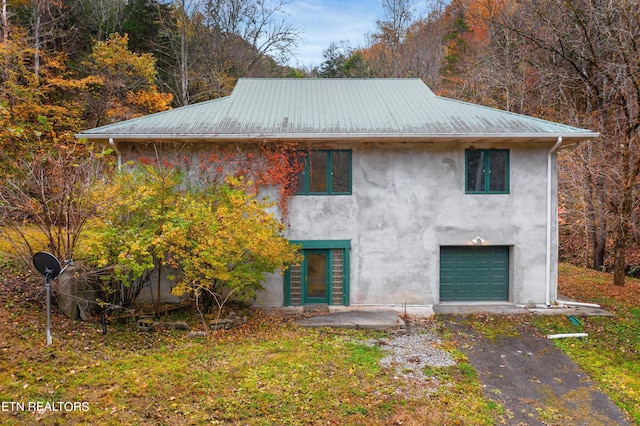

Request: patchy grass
left=454, top=313, right=524, bottom=340
left=420, top=344, right=506, bottom=425
left=1, top=262, right=637, bottom=424
left=0, top=287, right=498, bottom=425
left=541, top=262, right=640, bottom=424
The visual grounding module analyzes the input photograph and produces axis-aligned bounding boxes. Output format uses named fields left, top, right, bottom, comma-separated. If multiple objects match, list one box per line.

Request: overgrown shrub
left=81, top=165, right=301, bottom=314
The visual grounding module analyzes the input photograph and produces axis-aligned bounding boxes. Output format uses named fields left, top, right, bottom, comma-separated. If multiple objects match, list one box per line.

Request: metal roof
left=76, top=78, right=599, bottom=143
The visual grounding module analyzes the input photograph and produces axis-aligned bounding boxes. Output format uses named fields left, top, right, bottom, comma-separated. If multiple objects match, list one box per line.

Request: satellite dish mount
left=33, top=252, right=69, bottom=345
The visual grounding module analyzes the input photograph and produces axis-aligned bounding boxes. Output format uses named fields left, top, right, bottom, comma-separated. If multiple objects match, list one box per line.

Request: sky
left=282, top=0, right=383, bottom=69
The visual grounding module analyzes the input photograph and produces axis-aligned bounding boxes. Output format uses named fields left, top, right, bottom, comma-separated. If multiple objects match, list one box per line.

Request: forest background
left=1, top=0, right=639, bottom=287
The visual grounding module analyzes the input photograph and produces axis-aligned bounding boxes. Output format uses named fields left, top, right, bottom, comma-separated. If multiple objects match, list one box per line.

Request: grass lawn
left=0, top=263, right=638, bottom=425
left=545, top=263, right=640, bottom=423
left=0, top=293, right=496, bottom=424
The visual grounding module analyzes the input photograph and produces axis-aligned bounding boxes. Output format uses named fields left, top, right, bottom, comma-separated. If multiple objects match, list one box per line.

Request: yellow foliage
left=167, top=178, right=300, bottom=299
left=90, top=34, right=156, bottom=84
left=81, top=166, right=300, bottom=302
left=0, top=225, right=50, bottom=255
left=126, top=91, right=173, bottom=116
left=85, top=33, right=172, bottom=124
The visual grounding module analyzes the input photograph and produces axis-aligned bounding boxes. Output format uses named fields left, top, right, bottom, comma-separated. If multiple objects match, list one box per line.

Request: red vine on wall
left=135, top=141, right=306, bottom=220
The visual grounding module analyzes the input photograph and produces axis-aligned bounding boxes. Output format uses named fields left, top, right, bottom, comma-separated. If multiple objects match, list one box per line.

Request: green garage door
left=440, top=246, right=509, bottom=302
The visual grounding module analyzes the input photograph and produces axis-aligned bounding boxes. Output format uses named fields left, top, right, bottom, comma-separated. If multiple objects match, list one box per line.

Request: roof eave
left=77, top=132, right=600, bottom=144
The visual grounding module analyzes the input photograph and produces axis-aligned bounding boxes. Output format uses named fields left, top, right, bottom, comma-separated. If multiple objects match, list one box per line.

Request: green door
left=440, top=246, right=509, bottom=302
left=284, top=240, right=351, bottom=307
left=303, top=250, right=331, bottom=304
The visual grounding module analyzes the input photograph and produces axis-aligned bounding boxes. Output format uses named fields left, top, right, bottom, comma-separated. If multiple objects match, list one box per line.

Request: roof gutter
left=78, top=132, right=598, bottom=143
left=546, top=136, right=563, bottom=306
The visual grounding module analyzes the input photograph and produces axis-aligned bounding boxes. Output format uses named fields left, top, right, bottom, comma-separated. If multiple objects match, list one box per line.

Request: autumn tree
left=0, top=4, right=110, bottom=276
left=79, top=140, right=304, bottom=313
left=167, top=176, right=301, bottom=313
left=80, top=164, right=180, bottom=310
left=357, top=0, right=415, bottom=78
left=82, top=165, right=301, bottom=314
left=0, top=28, right=100, bottom=175
left=373, top=0, right=414, bottom=77
left=558, top=144, right=609, bottom=270
left=399, top=3, right=448, bottom=88
left=438, top=0, right=486, bottom=101
left=152, top=0, right=198, bottom=106
left=339, top=0, right=447, bottom=83
left=153, top=0, right=301, bottom=106
left=82, top=33, right=172, bottom=126
left=0, top=142, right=110, bottom=267
left=202, top=0, right=301, bottom=74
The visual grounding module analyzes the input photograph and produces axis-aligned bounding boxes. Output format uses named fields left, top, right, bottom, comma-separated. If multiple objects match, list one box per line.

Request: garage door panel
left=440, top=246, right=509, bottom=302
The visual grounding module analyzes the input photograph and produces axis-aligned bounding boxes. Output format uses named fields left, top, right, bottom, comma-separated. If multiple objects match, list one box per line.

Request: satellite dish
left=32, top=252, right=66, bottom=346
left=33, top=252, right=62, bottom=280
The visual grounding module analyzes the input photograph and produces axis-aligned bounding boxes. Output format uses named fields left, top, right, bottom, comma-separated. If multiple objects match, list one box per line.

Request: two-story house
left=77, top=78, right=599, bottom=313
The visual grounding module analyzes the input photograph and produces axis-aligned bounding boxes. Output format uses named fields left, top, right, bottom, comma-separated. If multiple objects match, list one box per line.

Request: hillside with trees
left=1, top=0, right=639, bottom=287
left=319, top=0, right=639, bottom=287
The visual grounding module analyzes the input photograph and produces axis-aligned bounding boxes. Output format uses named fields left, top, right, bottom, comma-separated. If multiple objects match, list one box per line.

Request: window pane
left=309, top=151, right=328, bottom=192
left=331, top=151, right=351, bottom=193
left=489, top=151, right=507, bottom=192
left=466, top=150, right=485, bottom=192
left=306, top=252, right=327, bottom=298
left=294, top=152, right=307, bottom=193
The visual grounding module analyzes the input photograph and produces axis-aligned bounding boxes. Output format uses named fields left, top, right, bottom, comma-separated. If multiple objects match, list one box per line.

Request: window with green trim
left=465, top=149, right=509, bottom=194
left=295, top=150, right=352, bottom=195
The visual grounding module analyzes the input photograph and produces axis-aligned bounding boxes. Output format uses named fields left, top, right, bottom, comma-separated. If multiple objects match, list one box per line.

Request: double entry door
left=285, top=240, right=350, bottom=307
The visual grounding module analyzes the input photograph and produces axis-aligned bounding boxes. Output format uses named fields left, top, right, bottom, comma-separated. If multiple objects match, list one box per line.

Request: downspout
left=546, top=137, right=563, bottom=306
left=109, top=138, right=122, bottom=170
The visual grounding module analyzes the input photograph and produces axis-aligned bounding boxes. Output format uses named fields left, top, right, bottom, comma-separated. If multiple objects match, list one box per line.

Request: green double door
left=285, top=240, right=349, bottom=307
left=302, top=249, right=330, bottom=304
left=440, top=246, right=509, bottom=302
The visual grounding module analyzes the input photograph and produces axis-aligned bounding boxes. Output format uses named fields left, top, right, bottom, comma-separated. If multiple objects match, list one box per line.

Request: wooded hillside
left=1, top=0, right=639, bottom=285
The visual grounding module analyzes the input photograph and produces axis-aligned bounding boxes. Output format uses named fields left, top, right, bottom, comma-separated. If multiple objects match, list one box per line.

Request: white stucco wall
left=258, top=140, right=559, bottom=308
left=120, top=140, right=559, bottom=309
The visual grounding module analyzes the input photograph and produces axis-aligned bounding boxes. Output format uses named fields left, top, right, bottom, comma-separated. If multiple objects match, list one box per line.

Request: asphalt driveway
left=443, top=315, right=629, bottom=425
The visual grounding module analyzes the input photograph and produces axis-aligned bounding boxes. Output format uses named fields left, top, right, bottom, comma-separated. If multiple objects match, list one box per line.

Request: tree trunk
left=613, top=135, right=637, bottom=287
left=582, top=144, right=606, bottom=270
left=33, top=12, right=40, bottom=80
left=593, top=225, right=606, bottom=271
left=179, top=7, right=189, bottom=106
left=593, top=178, right=606, bottom=270
left=2, top=0, right=8, bottom=42
left=613, top=229, right=626, bottom=286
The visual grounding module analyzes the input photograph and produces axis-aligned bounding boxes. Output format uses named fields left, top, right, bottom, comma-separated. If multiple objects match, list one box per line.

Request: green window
left=465, top=149, right=509, bottom=194
left=295, top=150, right=351, bottom=195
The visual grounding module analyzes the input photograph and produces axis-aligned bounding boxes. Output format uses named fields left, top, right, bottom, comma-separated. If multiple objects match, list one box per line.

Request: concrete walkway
left=295, top=310, right=405, bottom=330
left=433, top=303, right=615, bottom=316
left=294, top=302, right=614, bottom=330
